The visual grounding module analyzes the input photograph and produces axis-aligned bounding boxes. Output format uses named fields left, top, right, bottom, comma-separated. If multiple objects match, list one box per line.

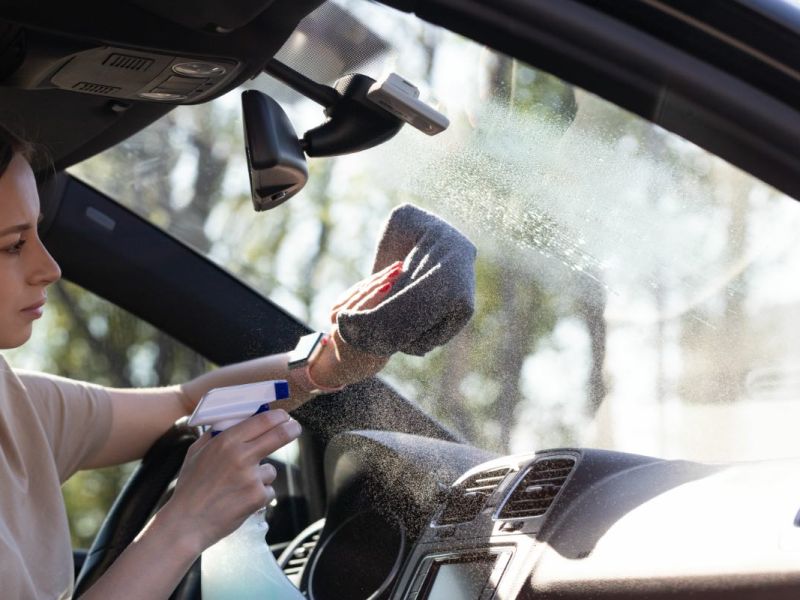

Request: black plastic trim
left=42, top=174, right=307, bottom=363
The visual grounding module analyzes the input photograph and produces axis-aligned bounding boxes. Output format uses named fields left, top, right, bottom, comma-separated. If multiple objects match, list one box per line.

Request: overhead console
left=0, top=0, right=324, bottom=169
left=0, top=0, right=324, bottom=104
left=48, top=46, right=237, bottom=104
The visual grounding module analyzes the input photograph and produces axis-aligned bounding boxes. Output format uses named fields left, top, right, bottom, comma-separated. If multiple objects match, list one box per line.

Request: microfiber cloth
left=337, top=203, right=477, bottom=356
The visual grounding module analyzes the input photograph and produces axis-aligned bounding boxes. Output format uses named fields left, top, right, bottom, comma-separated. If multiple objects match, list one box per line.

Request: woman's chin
left=0, top=326, right=33, bottom=350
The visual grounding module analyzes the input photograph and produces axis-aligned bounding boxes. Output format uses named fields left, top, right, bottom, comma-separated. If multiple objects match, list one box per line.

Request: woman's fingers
left=258, top=462, right=278, bottom=486
left=210, top=409, right=301, bottom=461
left=353, top=264, right=403, bottom=303
left=376, top=260, right=405, bottom=278
left=330, top=261, right=404, bottom=323
left=188, top=429, right=213, bottom=453
left=351, top=278, right=396, bottom=312
left=245, top=417, right=302, bottom=461
left=329, top=261, right=403, bottom=320
left=222, top=408, right=291, bottom=443
left=329, top=283, right=364, bottom=321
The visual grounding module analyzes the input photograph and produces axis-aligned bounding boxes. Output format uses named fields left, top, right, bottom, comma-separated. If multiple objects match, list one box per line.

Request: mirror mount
left=263, top=59, right=404, bottom=157
left=302, top=73, right=404, bottom=157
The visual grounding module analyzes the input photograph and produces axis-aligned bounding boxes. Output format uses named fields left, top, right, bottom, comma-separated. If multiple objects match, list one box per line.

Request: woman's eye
left=4, top=239, right=26, bottom=254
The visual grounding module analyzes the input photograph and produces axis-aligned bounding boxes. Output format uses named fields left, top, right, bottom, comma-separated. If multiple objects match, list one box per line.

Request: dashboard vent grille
left=282, top=531, right=320, bottom=585
left=438, top=467, right=512, bottom=525
left=499, top=457, right=575, bottom=519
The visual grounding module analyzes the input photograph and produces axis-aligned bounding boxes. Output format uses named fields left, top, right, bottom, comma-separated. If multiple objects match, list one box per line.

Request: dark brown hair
left=0, top=123, right=35, bottom=177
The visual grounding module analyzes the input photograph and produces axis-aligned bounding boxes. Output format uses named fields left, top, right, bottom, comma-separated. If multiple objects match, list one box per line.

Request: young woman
left=0, top=127, right=401, bottom=599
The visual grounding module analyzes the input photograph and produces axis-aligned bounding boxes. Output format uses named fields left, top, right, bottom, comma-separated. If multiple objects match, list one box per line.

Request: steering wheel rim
left=73, top=421, right=200, bottom=597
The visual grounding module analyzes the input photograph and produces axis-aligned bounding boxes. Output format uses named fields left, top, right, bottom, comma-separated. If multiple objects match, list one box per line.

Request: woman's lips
left=21, top=299, right=46, bottom=319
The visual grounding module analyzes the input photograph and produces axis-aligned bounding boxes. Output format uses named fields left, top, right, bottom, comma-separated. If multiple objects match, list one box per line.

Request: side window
left=6, top=280, right=211, bottom=548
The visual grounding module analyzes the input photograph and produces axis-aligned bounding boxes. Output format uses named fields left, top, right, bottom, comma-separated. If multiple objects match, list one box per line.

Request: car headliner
left=0, top=0, right=798, bottom=198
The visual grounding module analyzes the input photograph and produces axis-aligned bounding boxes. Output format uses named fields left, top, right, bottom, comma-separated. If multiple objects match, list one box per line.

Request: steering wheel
left=73, top=421, right=200, bottom=598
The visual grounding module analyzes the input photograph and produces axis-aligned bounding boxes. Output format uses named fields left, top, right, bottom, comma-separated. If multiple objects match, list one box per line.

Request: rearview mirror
left=241, top=90, right=308, bottom=211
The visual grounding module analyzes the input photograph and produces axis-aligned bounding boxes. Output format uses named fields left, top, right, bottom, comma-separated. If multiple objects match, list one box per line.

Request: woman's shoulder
left=0, top=354, right=27, bottom=392
left=0, top=355, right=46, bottom=396
left=0, top=356, right=109, bottom=412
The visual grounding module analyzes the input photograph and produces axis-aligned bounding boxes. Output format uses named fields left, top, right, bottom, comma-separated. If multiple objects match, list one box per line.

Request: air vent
left=72, top=81, right=121, bottom=95
left=498, top=457, right=575, bottom=519
left=282, top=532, right=319, bottom=584
left=278, top=519, right=325, bottom=587
left=103, top=53, right=154, bottom=71
left=438, top=467, right=513, bottom=525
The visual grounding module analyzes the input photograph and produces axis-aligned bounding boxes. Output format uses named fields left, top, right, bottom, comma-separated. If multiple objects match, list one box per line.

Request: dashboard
left=277, top=430, right=800, bottom=600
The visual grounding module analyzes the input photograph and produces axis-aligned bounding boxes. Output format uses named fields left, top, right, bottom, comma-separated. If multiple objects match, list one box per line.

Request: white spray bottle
left=187, top=380, right=305, bottom=600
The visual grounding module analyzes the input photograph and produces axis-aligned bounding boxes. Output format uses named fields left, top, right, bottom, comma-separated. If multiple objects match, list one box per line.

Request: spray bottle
left=187, top=380, right=305, bottom=600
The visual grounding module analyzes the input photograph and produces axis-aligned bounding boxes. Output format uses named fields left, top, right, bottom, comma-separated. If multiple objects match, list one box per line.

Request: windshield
left=69, top=0, right=800, bottom=462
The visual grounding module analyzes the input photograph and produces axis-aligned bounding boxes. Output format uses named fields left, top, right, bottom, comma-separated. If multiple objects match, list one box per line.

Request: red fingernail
left=379, top=282, right=393, bottom=293
left=388, top=268, right=402, bottom=280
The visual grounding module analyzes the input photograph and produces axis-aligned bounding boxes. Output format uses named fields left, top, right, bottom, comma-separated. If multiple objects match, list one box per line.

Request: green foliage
left=63, top=464, right=139, bottom=549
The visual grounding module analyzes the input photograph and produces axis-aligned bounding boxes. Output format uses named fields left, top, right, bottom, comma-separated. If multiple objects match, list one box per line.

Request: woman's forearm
left=178, top=327, right=386, bottom=413
left=90, top=346, right=327, bottom=469
left=179, top=351, right=315, bottom=413
left=92, top=327, right=382, bottom=468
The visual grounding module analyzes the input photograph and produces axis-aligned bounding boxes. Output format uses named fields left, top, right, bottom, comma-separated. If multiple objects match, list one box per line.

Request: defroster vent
left=498, top=456, right=575, bottom=519
left=438, top=467, right=512, bottom=525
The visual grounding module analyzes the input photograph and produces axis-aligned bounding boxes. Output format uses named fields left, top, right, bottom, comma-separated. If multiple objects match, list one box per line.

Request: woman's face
left=0, top=153, right=61, bottom=349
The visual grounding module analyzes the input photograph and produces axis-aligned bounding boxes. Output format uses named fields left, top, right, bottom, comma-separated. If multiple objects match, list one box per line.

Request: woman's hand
left=157, top=409, right=301, bottom=553
left=79, top=411, right=300, bottom=599
left=328, top=261, right=404, bottom=322
left=309, top=261, right=404, bottom=388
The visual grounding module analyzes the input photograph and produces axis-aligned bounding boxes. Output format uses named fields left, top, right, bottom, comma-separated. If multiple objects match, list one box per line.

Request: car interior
left=2, top=0, right=800, bottom=598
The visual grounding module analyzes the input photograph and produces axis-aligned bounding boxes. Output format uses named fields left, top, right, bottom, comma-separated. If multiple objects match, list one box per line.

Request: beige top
left=0, top=356, right=112, bottom=599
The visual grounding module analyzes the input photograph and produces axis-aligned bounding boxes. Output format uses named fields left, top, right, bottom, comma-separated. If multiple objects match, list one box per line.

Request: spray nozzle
left=188, top=380, right=290, bottom=435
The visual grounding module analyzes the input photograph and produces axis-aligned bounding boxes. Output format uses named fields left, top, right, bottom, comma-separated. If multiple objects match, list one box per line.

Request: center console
left=393, top=452, right=579, bottom=600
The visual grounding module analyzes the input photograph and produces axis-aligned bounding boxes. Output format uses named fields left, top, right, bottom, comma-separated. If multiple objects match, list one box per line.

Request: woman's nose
left=29, top=238, right=61, bottom=286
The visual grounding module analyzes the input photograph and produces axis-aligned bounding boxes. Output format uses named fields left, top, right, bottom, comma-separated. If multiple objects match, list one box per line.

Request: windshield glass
left=70, top=0, right=800, bottom=462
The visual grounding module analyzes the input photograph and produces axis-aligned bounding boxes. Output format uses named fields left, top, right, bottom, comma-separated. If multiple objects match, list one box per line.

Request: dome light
left=172, top=62, right=226, bottom=78
left=138, top=91, right=187, bottom=101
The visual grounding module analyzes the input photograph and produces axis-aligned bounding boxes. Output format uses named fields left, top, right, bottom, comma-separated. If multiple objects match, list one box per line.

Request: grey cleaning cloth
left=337, top=203, right=477, bottom=356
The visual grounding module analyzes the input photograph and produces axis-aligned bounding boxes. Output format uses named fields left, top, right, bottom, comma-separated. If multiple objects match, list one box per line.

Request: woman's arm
left=82, top=261, right=402, bottom=469
left=81, top=352, right=302, bottom=469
